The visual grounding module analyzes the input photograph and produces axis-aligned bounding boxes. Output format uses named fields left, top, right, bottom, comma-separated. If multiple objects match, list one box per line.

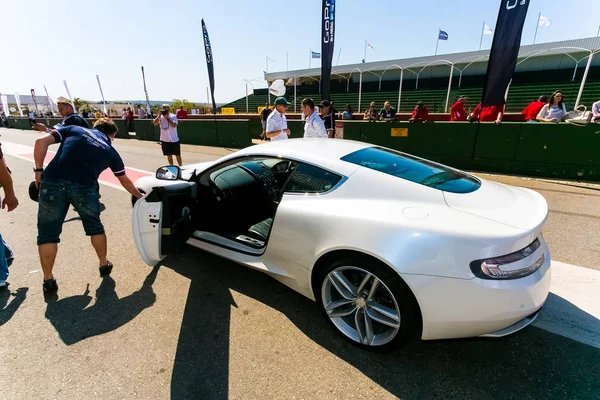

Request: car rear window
left=341, top=147, right=481, bottom=194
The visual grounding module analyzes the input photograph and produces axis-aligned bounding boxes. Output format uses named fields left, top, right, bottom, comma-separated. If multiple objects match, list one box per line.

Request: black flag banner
left=481, top=0, right=529, bottom=106
left=321, top=0, right=335, bottom=101
left=202, top=19, right=217, bottom=114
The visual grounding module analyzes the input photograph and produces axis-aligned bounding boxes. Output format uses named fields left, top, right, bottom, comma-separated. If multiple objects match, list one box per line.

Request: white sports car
left=131, top=139, right=551, bottom=351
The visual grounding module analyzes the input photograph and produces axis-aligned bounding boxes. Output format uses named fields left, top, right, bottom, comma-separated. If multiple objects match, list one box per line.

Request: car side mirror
left=156, top=165, right=181, bottom=181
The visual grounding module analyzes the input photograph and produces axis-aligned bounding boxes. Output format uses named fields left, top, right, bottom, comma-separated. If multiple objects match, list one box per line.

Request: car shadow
left=45, top=266, right=159, bottom=345
left=162, top=250, right=600, bottom=400
left=0, top=287, right=28, bottom=326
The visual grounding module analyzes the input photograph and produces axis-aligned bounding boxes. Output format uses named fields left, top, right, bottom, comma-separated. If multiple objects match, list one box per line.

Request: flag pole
left=533, top=12, right=540, bottom=44
left=364, top=40, right=367, bottom=63
left=309, top=49, right=312, bottom=69
left=336, top=48, right=342, bottom=66
left=435, top=31, right=440, bottom=56
left=479, top=21, right=485, bottom=50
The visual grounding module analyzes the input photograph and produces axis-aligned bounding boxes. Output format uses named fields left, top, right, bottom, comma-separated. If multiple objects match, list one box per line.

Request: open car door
left=132, top=182, right=197, bottom=266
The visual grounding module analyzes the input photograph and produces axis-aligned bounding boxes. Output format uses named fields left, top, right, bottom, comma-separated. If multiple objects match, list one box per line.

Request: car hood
left=180, top=161, right=218, bottom=180
left=443, top=179, right=548, bottom=231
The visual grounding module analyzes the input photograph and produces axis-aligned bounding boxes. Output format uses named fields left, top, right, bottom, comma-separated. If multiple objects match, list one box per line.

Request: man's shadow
left=162, top=249, right=600, bottom=400
left=45, top=266, right=159, bottom=345
left=0, top=287, right=28, bottom=326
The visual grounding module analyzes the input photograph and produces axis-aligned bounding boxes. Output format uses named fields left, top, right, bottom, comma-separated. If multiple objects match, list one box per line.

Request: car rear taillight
left=470, top=238, right=545, bottom=280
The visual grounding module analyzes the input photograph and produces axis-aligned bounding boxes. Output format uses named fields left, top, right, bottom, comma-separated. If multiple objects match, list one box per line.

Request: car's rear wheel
left=315, top=256, right=420, bottom=351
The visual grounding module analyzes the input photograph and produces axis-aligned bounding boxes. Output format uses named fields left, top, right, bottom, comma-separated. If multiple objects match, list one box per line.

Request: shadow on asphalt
left=0, top=287, right=28, bottom=326
left=44, top=266, right=159, bottom=345
left=163, top=249, right=600, bottom=400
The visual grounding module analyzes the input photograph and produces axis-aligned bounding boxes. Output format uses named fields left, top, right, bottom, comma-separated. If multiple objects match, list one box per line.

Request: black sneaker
left=43, top=279, right=58, bottom=293
left=99, top=202, right=106, bottom=213
left=99, top=261, right=113, bottom=277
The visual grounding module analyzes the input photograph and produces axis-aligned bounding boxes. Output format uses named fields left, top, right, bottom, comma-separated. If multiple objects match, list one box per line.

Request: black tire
left=314, top=255, right=420, bottom=352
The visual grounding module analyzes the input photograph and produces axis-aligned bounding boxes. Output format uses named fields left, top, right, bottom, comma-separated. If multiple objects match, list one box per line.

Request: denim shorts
left=37, top=180, right=104, bottom=246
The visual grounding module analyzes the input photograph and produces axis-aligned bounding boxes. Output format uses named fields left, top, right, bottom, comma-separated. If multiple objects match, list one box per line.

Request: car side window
left=284, top=163, right=342, bottom=194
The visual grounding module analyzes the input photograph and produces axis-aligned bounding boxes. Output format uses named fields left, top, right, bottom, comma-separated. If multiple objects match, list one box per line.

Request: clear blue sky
left=2, top=0, right=599, bottom=104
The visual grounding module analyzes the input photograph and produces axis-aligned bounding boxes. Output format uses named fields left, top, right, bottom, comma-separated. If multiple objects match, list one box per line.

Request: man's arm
left=0, top=158, right=18, bottom=212
left=152, top=114, right=161, bottom=126
left=117, top=174, right=143, bottom=199
left=167, top=115, right=178, bottom=128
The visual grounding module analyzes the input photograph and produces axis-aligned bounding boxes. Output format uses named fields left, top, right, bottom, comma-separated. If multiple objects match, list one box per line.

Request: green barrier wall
left=343, top=121, right=600, bottom=181
left=4, top=118, right=599, bottom=181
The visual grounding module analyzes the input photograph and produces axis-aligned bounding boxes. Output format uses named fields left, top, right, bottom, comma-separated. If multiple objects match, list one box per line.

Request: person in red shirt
left=450, top=96, right=468, bottom=121
left=409, top=101, right=429, bottom=123
left=469, top=103, right=504, bottom=124
left=176, top=106, right=188, bottom=120
left=126, top=107, right=134, bottom=132
left=522, top=95, right=547, bottom=122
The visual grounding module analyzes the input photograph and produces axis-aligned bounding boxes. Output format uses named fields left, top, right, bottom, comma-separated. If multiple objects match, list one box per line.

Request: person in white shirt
left=590, top=100, right=600, bottom=123
left=152, top=104, right=182, bottom=166
left=301, top=98, right=328, bottom=138
left=536, top=90, right=567, bottom=123
left=138, top=107, right=146, bottom=119
left=265, top=97, right=291, bottom=141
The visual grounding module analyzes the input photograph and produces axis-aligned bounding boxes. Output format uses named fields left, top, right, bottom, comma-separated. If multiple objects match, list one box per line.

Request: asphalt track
left=0, top=128, right=598, bottom=400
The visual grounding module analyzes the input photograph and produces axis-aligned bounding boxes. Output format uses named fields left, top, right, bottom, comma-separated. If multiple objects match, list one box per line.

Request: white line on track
left=535, top=261, right=600, bottom=349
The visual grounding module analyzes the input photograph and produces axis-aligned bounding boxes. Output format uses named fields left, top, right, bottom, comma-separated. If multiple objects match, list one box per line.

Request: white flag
left=1, top=95, right=9, bottom=117
left=539, top=15, right=551, bottom=27
left=63, top=80, right=77, bottom=113
left=14, top=93, right=23, bottom=116
left=484, top=23, right=493, bottom=35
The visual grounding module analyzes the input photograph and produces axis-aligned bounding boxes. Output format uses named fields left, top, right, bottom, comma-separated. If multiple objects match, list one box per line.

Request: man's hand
left=34, top=171, right=42, bottom=188
left=33, top=123, right=48, bottom=132
left=284, top=129, right=291, bottom=135
left=2, top=193, right=18, bottom=212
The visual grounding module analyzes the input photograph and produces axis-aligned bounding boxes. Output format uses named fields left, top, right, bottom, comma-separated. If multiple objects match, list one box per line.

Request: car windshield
left=341, top=147, right=481, bottom=194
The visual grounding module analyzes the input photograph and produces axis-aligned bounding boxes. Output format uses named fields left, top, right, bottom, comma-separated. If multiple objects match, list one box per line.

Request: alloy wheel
left=321, top=266, right=401, bottom=346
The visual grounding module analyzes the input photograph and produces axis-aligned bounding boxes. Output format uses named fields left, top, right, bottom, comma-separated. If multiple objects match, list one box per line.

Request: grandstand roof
left=265, top=36, right=600, bottom=81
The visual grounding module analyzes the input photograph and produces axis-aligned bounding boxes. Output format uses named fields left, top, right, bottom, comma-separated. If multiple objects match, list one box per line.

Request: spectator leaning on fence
left=589, top=99, right=600, bottom=123
left=379, top=101, right=396, bottom=121
left=450, top=96, right=468, bottom=121
left=469, top=103, right=504, bottom=124
left=363, top=102, right=378, bottom=121
left=536, top=90, right=567, bottom=123
left=522, top=95, right=548, bottom=122
left=342, top=104, right=353, bottom=120
left=409, top=101, right=429, bottom=123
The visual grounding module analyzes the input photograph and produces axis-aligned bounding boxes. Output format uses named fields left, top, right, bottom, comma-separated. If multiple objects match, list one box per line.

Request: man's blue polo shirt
left=43, top=126, right=126, bottom=187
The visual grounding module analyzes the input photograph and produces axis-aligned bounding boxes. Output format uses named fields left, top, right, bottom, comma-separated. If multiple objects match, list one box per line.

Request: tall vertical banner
left=96, top=75, right=108, bottom=115
left=481, top=0, right=530, bottom=106
left=63, top=80, right=77, bottom=113
left=141, top=66, right=152, bottom=115
left=44, top=85, right=56, bottom=115
left=14, top=93, right=23, bottom=116
left=31, top=89, right=40, bottom=116
left=201, top=19, right=217, bottom=114
left=1, top=94, right=9, bottom=116
left=321, top=0, right=335, bottom=101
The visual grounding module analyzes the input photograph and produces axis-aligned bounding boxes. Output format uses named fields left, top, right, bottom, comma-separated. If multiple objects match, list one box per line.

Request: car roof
left=234, top=139, right=373, bottom=176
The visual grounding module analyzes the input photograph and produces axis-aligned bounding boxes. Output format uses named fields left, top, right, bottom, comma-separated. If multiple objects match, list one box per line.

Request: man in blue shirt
left=33, top=118, right=143, bottom=293
left=32, top=96, right=89, bottom=131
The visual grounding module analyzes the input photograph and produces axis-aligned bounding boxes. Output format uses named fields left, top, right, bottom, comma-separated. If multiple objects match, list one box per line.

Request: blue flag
left=439, top=30, right=449, bottom=40
left=311, top=51, right=321, bottom=59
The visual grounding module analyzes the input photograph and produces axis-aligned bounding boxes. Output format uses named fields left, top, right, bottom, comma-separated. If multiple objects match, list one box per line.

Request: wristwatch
left=33, top=168, right=44, bottom=172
